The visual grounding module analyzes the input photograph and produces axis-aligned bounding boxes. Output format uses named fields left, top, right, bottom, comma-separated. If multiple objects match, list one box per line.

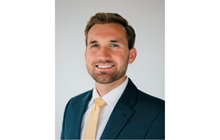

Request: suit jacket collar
left=100, top=78, right=138, bottom=139
left=119, top=78, right=137, bottom=107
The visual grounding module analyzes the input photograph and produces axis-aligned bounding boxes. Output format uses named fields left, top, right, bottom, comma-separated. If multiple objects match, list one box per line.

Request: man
left=61, top=13, right=165, bottom=139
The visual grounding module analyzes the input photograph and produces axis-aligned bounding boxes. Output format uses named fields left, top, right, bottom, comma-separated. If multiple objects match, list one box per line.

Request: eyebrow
left=88, top=40, right=97, bottom=45
left=110, top=40, right=119, bottom=43
left=88, top=40, right=120, bottom=45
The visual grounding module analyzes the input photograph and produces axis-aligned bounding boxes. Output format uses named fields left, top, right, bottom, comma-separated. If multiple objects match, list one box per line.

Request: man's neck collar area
left=95, top=77, right=128, bottom=97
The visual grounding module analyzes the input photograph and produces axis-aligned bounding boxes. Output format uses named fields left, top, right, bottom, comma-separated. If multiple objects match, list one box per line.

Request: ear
left=128, top=48, right=137, bottom=64
left=85, top=49, right=87, bottom=60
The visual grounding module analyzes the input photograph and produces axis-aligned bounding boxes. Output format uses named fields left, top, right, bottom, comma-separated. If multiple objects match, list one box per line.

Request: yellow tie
left=83, top=97, right=106, bottom=140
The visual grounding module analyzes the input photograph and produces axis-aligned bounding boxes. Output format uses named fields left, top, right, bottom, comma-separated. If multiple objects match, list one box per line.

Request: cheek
left=115, top=55, right=128, bottom=64
left=85, top=53, right=95, bottom=63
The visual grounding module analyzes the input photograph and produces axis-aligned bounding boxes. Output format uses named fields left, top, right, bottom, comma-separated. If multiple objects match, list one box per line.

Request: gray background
left=56, top=0, right=164, bottom=139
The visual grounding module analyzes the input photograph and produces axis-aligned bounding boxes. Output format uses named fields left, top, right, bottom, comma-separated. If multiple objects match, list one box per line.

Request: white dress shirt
left=80, top=77, right=129, bottom=139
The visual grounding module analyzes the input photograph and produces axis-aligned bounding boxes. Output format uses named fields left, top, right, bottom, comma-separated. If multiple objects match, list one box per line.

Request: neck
left=95, top=75, right=127, bottom=97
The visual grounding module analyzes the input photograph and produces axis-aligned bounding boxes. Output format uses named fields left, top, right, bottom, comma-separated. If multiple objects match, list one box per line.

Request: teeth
left=97, top=65, right=113, bottom=68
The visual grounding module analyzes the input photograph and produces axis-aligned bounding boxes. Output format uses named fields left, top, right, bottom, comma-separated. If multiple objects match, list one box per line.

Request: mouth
left=95, top=65, right=115, bottom=69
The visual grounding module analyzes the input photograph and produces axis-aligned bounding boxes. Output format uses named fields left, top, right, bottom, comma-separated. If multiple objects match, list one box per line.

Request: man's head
left=85, top=13, right=136, bottom=50
left=85, top=13, right=137, bottom=85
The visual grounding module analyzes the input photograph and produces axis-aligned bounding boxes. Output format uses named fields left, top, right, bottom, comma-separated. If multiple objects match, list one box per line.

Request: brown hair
left=85, top=13, right=136, bottom=50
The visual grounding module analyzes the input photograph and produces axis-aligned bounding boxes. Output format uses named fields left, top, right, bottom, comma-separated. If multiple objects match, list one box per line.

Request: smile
left=96, top=65, right=114, bottom=69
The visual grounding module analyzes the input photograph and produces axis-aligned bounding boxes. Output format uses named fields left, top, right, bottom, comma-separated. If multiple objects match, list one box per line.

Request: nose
left=98, top=46, right=110, bottom=59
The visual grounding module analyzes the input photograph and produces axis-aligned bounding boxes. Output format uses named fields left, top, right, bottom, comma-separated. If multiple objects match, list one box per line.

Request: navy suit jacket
left=61, top=79, right=165, bottom=139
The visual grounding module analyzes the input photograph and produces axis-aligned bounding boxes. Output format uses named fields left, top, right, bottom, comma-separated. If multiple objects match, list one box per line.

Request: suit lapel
left=73, top=90, right=92, bottom=138
left=100, top=79, right=138, bottom=139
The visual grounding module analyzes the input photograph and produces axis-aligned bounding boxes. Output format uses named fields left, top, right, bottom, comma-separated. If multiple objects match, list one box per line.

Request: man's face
left=85, top=23, right=136, bottom=84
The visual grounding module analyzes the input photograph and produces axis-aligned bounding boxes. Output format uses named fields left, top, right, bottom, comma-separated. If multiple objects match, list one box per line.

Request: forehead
left=88, top=23, right=127, bottom=42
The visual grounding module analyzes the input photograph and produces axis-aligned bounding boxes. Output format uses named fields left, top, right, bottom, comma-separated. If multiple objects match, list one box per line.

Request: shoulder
left=65, top=89, right=92, bottom=109
left=138, top=90, right=164, bottom=108
left=135, top=89, right=165, bottom=115
left=125, top=78, right=164, bottom=112
left=69, top=90, right=92, bottom=101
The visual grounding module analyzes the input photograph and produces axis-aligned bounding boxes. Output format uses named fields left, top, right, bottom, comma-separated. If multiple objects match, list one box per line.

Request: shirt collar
left=88, top=77, right=129, bottom=109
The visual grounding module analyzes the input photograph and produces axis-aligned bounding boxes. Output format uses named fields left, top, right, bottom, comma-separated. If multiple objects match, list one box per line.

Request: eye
left=92, top=44, right=99, bottom=47
left=111, top=44, right=118, bottom=47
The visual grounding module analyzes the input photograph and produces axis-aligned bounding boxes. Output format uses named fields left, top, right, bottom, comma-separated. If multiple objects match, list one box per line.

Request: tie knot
left=95, top=97, right=106, bottom=108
